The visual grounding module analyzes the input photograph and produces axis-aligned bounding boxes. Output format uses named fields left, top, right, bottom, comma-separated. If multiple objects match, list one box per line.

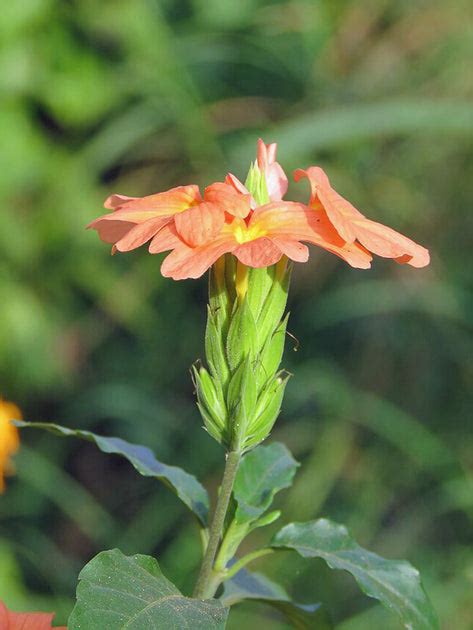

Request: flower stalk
left=193, top=450, right=241, bottom=599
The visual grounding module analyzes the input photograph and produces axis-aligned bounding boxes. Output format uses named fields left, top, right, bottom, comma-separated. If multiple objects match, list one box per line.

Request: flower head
left=0, top=399, right=21, bottom=493
left=89, top=138, right=429, bottom=279
left=89, top=139, right=431, bottom=451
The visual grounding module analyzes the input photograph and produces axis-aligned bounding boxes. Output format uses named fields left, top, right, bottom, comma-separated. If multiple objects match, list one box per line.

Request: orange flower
left=0, top=600, right=66, bottom=629
left=294, top=167, right=430, bottom=268
left=0, top=399, right=21, bottom=493
left=89, top=139, right=430, bottom=279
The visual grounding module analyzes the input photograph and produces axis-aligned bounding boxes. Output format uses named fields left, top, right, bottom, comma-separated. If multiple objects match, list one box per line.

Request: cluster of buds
left=194, top=255, right=291, bottom=452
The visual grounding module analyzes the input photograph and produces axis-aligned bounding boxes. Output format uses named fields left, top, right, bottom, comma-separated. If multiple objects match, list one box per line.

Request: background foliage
left=1, top=0, right=472, bottom=627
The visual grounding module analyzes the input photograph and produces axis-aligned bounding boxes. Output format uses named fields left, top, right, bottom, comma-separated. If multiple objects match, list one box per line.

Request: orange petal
left=225, top=173, right=250, bottom=196
left=234, top=238, right=283, bottom=267
left=87, top=219, right=136, bottom=243
left=204, top=183, right=252, bottom=218
left=248, top=202, right=319, bottom=240
left=250, top=203, right=372, bottom=269
left=271, top=238, right=309, bottom=262
left=294, top=167, right=360, bottom=242
left=0, top=600, right=66, bottom=629
left=295, top=167, right=429, bottom=267
left=174, top=202, right=225, bottom=247
left=148, top=223, right=182, bottom=254
left=114, top=216, right=171, bottom=252
left=350, top=218, right=430, bottom=267
left=97, top=185, right=202, bottom=225
left=103, top=194, right=138, bottom=210
left=161, top=237, right=236, bottom=280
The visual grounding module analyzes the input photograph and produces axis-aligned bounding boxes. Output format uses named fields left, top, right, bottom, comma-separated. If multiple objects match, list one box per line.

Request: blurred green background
left=1, top=0, right=472, bottom=627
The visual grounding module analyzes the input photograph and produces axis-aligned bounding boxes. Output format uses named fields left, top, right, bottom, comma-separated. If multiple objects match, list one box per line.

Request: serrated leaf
left=221, top=567, right=332, bottom=629
left=15, top=420, right=209, bottom=526
left=233, top=442, right=299, bottom=523
left=272, top=519, right=439, bottom=630
left=68, top=549, right=228, bottom=629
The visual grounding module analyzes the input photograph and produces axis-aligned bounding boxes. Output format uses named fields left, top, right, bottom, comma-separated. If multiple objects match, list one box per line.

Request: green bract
left=196, top=258, right=291, bottom=452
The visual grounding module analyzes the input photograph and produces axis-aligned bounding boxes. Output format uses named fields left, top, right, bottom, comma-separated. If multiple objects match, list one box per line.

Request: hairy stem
left=193, top=450, right=241, bottom=599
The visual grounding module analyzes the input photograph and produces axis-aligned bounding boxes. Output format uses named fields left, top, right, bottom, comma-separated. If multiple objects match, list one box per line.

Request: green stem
left=193, top=450, right=241, bottom=599
left=223, top=548, right=274, bottom=581
left=213, top=519, right=249, bottom=573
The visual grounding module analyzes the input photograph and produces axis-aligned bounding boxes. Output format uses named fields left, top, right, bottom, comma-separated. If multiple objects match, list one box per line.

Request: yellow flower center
left=232, top=223, right=267, bottom=244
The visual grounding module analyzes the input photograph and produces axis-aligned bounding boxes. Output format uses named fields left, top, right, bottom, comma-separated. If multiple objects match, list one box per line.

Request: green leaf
left=68, top=549, right=228, bottom=629
left=15, top=420, right=209, bottom=527
left=272, top=519, right=439, bottom=630
left=233, top=442, right=299, bottom=523
left=221, top=567, right=332, bottom=629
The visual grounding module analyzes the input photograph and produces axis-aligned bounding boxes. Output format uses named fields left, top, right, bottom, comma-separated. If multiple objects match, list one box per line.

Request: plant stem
left=193, top=450, right=241, bottom=599
left=223, top=548, right=274, bottom=581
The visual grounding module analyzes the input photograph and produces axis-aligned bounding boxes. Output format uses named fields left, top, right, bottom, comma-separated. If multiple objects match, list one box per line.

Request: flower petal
left=271, top=238, right=309, bottom=263
left=266, top=161, right=289, bottom=202
left=97, top=185, right=202, bottom=225
left=114, top=217, right=171, bottom=252
left=174, top=202, right=225, bottom=247
left=295, top=167, right=429, bottom=267
left=257, top=138, right=288, bottom=201
left=294, top=167, right=360, bottom=242
left=103, top=194, right=139, bottom=210
left=148, top=223, right=183, bottom=254
left=225, top=173, right=250, bottom=196
left=0, top=600, right=66, bottom=629
left=257, top=139, right=276, bottom=169
left=161, top=236, right=236, bottom=280
left=234, top=238, right=283, bottom=267
left=351, top=219, right=430, bottom=267
left=249, top=202, right=372, bottom=269
left=204, top=183, right=252, bottom=218
left=87, top=219, right=136, bottom=243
